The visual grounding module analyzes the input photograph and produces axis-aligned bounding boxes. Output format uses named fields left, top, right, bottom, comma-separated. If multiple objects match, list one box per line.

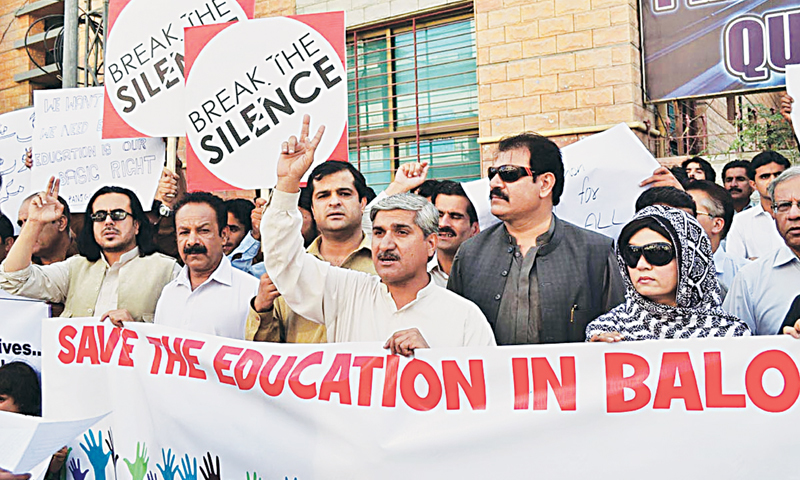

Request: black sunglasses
left=90, top=209, right=133, bottom=223
left=488, top=165, right=535, bottom=183
left=621, top=242, right=675, bottom=268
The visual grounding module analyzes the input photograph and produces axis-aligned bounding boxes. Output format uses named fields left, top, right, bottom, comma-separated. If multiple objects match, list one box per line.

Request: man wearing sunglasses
left=0, top=178, right=180, bottom=324
left=726, top=167, right=800, bottom=336
left=448, top=133, right=625, bottom=345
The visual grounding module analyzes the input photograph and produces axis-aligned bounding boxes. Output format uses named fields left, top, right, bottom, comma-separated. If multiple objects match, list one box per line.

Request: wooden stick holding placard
left=166, top=137, right=177, bottom=173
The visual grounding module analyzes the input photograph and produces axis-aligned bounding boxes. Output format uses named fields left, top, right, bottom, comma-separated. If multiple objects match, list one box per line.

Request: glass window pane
left=348, top=37, right=390, bottom=133
left=350, top=145, right=393, bottom=191
left=398, top=135, right=481, bottom=182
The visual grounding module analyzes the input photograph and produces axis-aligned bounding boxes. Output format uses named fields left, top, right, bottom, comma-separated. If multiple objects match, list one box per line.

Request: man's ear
left=538, top=172, right=556, bottom=199
left=426, top=232, right=438, bottom=259
left=56, top=215, right=68, bottom=232
left=469, top=221, right=480, bottom=237
left=3, top=237, right=14, bottom=255
left=360, top=196, right=367, bottom=210
left=711, top=217, right=725, bottom=236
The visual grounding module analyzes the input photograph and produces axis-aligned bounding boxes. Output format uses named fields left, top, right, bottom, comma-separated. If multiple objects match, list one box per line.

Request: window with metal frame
left=347, top=6, right=480, bottom=192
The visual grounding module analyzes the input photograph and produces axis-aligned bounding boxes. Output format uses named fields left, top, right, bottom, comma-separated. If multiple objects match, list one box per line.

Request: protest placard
left=44, top=319, right=800, bottom=480
left=32, top=87, right=164, bottom=212
left=102, top=0, right=255, bottom=138
left=555, top=123, right=660, bottom=239
left=786, top=64, right=800, bottom=141
left=0, top=295, right=48, bottom=371
left=184, top=13, right=348, bottom=191
left=0, top=108, right=34, bottom=234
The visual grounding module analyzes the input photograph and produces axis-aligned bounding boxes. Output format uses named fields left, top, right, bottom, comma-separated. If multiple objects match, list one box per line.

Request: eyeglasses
left=773, top=200, right=800, bottom=215
left=695, top=211, right=715, bottom=218
left=488, top=165, right=535, bottom=183
left=621, top=242, right=675, bottom=268
left=90, top=209, right=133, bottom=223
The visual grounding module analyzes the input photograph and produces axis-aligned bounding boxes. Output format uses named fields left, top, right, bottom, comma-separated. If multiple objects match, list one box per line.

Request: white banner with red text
left=43, top=318, right=800, bottom=480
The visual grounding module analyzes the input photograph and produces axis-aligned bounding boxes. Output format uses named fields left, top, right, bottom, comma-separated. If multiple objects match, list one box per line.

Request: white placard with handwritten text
left=32, top=87, right=164, bottom=212
left=0, top=108, right=34, bottom=234
left=555, top=123, right=660, bottom=239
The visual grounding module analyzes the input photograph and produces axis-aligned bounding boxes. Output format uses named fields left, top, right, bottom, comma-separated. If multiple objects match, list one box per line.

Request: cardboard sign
left=32, top=87, right=164, bottom=212
left=0, top=108, right=34, bottom=234
left=184, top=13, right=348, bottom=191
left=0, top=294, right=49, bottom=371
left=555, top=124, right=660, bottom=239
left=102, top=0, right=255, bottom=138
left=43, top=319, right=800, bottom=480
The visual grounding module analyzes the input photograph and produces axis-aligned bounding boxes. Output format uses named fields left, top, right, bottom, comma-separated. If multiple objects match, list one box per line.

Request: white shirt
left=723, top=243, right=800, bottom=335
left=725, top=202, right=784, bottom=259
left=263, top=190, right=496, bottom=347
left=427, top=257, right=448, bottom=287
left=713, top=245, right=749, bottom=293
left=154, top=256, right=259, bottom=339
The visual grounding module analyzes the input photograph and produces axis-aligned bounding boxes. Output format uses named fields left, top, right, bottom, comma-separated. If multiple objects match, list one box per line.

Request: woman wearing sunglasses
left=587, top=205, right=749, bottom=342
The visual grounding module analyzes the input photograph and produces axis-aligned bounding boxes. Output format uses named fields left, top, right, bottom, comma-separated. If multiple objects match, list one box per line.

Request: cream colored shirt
left=262, top=190, right=496, bottom=347
left=0, top=247, right=181, bottom=310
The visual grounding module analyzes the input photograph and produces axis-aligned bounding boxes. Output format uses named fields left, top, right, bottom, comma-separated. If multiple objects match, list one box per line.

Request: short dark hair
left=635, top=186, right=697, bottom=217
left=299, top=183, right=314, bottom=212
left=432, top=180, right=478, bottom=225
left=749, top=151, right=791, bottom=180
left=681, top=156, right=716, bottom=183
left=412, top=180, right=441, bottom=200
left=721, top=160, right=753, bottom=181
left=78, top=186, right=156, bottom=262
left=686, top=180, right=735, bottom=239
left=0, top=213, right=13, bottom=242
left=498, top=133, right=565, bottom=205
left=224, top=198, right=254, bottom=233
left=175, top=192, right=227, bottom=234
left=0, top=361, right=41, bottom=416
left=668, top=166, right=692, bottom=189
left=308, top=160, right=370, bottom=201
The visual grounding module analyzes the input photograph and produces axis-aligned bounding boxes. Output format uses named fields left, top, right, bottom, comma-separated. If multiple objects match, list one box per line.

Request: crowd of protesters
left=0, top=93, right=799, bottom=363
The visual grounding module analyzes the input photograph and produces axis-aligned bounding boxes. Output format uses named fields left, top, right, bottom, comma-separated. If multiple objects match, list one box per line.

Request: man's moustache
left=490, top=188, right=509, bottom=201
left=439, top=227, right=457, bottom=236
left=183, top=244, right=208, bottom=255
left=377, top=252, right=400, bottom=261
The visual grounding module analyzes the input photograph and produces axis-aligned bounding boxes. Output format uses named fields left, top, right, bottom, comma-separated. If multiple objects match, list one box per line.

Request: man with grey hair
left=257, top=115, right=495, bottom=355
left=685, top=180, right=748, bottom=295
left=725, top=167, right=800, bottom=335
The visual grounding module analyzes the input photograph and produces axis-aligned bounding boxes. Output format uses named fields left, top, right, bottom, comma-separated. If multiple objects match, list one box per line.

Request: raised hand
left=157, top=449, right=178, bottom=480
left=68, top=459, right=89, bottom=480
left=80, top=430, right=111, bottom=480
left=154, top=169, right=180, bottom=209
left=198, top=453, right=220, bottom=480
left=27, top=176, right=64, bottom=224
left=251, top=198, right=267, bottom=241
left=275, top=114, right=325, bottom=193
left=178, top=455, right=197, bottom=480
left=385, top=161, right=430, bottom=196
left=105, top=429, right=119, bottom=480
left=781, top=92, right=794, bottom=125
left=123, top=443, right=149, bottom=480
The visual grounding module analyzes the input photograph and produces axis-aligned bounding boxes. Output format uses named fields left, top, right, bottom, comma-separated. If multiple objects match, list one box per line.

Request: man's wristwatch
left=153, top=200, right=173, bottom=218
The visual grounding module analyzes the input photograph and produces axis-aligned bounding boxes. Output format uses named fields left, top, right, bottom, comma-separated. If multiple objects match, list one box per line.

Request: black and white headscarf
left=586, top=205, right=750, bottom=341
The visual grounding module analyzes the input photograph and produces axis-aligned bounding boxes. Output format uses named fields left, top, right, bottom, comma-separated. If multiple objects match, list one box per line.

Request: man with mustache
left=257, top=116, right=495, bottom=355
left=725, top=167, right=800, bottom=335
left=726, top=151, right=791, bottom=260
left=722, top=160, right=755, bottom=213
left=447, top=133, right=625, bottom=345
left=154, top=192, right=259, bottom=339
left=429, top=180, right=480, bottom=286
left=247, top=160, right=378, bottom=343
left=0, top=178, right=180, bottom=323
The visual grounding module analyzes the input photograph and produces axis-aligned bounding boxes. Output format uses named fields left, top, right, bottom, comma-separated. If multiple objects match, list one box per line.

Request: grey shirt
left=495, top=219, right=555, bottom=344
